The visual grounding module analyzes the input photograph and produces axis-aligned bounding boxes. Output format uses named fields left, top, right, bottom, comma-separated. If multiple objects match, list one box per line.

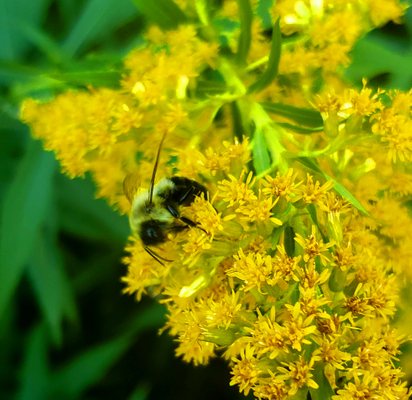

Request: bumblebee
left=124, top=133, right=207, bottom=263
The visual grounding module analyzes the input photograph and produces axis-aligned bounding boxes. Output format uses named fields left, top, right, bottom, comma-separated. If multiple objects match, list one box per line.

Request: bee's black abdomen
left=140, top=220, right=167, bottom=245
left=169, top=177, right=207, bottom=206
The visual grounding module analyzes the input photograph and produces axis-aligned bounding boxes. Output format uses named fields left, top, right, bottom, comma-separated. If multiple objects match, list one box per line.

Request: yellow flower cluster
left=315, top=84, right=412, bottom=286
left=21, top=26, right=219, bottom=213
left=122, top=139, right=410, bottom=398
left=201, top=0, right=406, bottom=105
left=20, top=0, right=412, bottom=398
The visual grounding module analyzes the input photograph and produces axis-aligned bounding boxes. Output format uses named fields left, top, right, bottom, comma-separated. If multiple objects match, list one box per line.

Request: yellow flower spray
left=21, top=0, right=412, bottom=398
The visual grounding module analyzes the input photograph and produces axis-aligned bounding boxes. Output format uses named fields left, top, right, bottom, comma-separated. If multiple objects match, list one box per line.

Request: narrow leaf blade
left=248, top=18, right=281, bottom=93
left=325, top=174, right=368, bottom=215
left=50, top=304, right=164, bottom=398
left=50, top=336, right=132, bottom=398
left=133, top=0, right=186, bottom=29
left=17, top=324, right=49, bottom=400
left=310, top=363, right=334, bottom=400
left=49, top=70, right=122, bottom=88
left=28, top=231, right=77, bottom=345
left=277, top=122, right=324, bottom=134
left=261, top=101, right=323, bottom=127
left=294, top=156, right=323, bottom=174
left=236, top=0, right=253, bottom=65
left=56, top=174, right=129, bottom=243
left=0, top=139, right=56, bottom=319
left=63, top=0, right=137, bottom=56
left=252, top=129, right=271, bottom=174
left=294, top=157, right=368, bottom=215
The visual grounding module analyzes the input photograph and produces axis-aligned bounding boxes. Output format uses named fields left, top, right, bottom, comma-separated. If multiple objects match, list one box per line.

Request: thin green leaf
left=295, top=157, right=368, bottom=215
left=329, top=267, right=346, bottom=292
left=56, top=0, right=79, bottom=28
left=195, top=0, right=209, bottom=25
left=283, top=225, right=295, bottom=257
left=256, top=0, right=274, bottom=30
left=63, top=0, right=138, bottom=57
left=196, top=79, right=228, bottom=97
left=231, top=101, right=245, bottom=143
left=271, top=225, right=283, bottom=248
left=0, top=112, right=27, bottom=199
left=0, top=140, right=56, bottom=319
left=56, top=174, right=129, bottom=243
left=14, top=18, right=68, bottom=64
left=28, top=231, right=77, bottom=345
left=248, top=18, right=281, bottom=93
left=236, top=0, right=253, bottom=65
left=213, top=18, right=240, bottom=48
left=0, top=60, right=41, bottom=84
left=294, top=156, right=323, bottom=174
left=50, top=304, right=164, bottom=398
left=261, top=101, right=323, bottom=127
left=17, top=325, right=49, bottom=400
left=252, top=128, right=271, bottom=174
left=116, top=299, right=166, bottom=334
left=128, top=385, right=150, bottom=400
left=306, top=203, right=319, bottom=226
left=133, top=0, right=186, bottom=29
left=49, top=70, right=122, bottom=88
left=290, top=389, right=309, bottom=400
left=0, top=0, right=51, bottom=60
left=306, top=204, right=328, bottom=242
left=0, top=299, right=14, bottom=387
left=309, top=363, right=334, bottom=400
left=277, top=122, right=324, bottom=134
left=325, top=174, right=368, bottom=215
left=50, top=336, right=132, bottom=398
left=346, top=29, right=412, bottom=90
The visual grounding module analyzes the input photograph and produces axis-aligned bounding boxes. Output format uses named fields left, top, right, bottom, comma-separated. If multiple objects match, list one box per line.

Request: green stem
left=216, top=60, right=247, bottom=99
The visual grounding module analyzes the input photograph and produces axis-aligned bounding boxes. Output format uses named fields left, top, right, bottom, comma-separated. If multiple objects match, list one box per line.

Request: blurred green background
left=0, top=1, right=411, bottom=399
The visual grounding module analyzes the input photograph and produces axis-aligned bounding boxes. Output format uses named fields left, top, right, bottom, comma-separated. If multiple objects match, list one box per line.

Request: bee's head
left=140, top=220, right=167, bottom=246
left=144, top=200, right=154, bottom=213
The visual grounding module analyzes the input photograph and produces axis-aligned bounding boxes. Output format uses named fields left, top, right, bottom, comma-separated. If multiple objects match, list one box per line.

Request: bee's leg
left=144, top=246, right=172, bottom=265
left=169, top=216, right=206, bottom=234
left=166, top=204, right=206, bottom=233
left=179, top=216, right=196, bottom=227
left=166, top=203, right=202, bottom=225
left=169, top=225, right=188, bottom=234
left=179, top=216, right=207, bottom=233
left=166, top=204, right=179, bottom=218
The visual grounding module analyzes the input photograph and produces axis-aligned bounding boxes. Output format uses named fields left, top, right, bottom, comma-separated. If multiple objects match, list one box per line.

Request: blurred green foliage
left=0, top=0, right=411, bottom=399
left=346, top=4, right=412, bottom=89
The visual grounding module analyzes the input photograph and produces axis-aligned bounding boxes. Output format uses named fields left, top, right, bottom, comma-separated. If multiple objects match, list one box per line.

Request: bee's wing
left=123, top=172, right=141, bottom=204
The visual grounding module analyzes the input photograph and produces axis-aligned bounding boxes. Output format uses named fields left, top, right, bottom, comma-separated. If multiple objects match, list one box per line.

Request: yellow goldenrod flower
left=313, top=337, right=351, bottom=371
left=253, top=372, right=289, bottom=400
left=249, top=307, right=288, bottom=359
left=262, top=168, right=302, bottom=202
left=295, top=225, right=334, bottom=264
left=228, top=249, right=276, bottom=293
left=230, top=345, right=260, bottom=396
left=277, top=355, right=320, bottom=396
left=298, top=174, right=335, bottom=205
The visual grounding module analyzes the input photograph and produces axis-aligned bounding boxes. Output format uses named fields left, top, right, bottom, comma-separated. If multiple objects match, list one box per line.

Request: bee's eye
left=140, top=220, right=166, bottom=245
left=146, top=226, right=160, bottom=239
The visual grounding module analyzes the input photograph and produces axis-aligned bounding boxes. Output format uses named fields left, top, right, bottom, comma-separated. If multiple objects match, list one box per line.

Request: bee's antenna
left=148, top=130, right=168, bottom=205
left=144, top=246, right=172, bottom=265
